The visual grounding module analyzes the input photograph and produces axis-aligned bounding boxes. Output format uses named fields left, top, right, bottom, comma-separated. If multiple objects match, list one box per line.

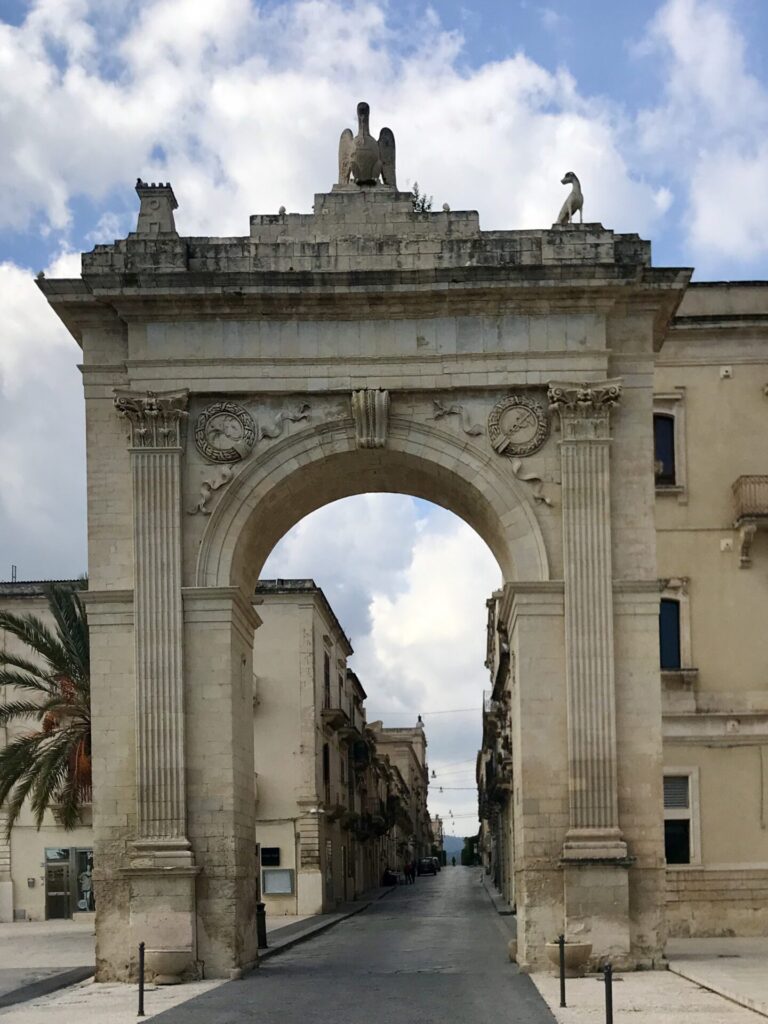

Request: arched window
left=659, top=598, right=681, bottom=670
left=654, top=413, right=676, bottom=486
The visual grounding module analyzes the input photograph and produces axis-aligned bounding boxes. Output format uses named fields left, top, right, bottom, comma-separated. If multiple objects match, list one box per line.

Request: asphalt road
left=152, top=866, right=555, bottom=1023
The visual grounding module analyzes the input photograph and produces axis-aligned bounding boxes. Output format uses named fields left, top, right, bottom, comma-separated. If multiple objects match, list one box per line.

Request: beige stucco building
left=478, top=281, right=768, bottom=940
left=252, top=579, right=428, bottom=915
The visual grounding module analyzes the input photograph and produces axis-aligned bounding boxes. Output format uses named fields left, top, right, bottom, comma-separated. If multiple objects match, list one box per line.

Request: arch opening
left=196, top=420, right=550, bottom=591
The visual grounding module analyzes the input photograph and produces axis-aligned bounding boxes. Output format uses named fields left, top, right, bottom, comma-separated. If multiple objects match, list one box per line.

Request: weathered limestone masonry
left=40, top=163, right=690, bottom=979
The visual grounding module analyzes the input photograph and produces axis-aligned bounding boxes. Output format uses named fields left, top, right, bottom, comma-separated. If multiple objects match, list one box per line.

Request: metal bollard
left=256, top=901, right=268, bottom=949
left=138, top=941, right=145, bottom=1017
left=558, top=933, right=566, bottom=1008
left=604, top=962, right=613, bottom=1024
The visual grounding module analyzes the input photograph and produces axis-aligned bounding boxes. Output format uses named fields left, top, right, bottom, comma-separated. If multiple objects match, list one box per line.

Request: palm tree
left=0, top=582, right=91, bottom=837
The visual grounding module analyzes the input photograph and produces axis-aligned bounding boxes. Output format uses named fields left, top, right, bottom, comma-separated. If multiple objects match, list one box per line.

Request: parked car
left=418, top=857, right=437, bottom=875
left=431, top=856, right=441, bottom=872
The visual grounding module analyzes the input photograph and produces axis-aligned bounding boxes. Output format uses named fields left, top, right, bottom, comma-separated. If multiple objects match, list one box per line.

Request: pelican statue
left=338, top=101, right=397, bottom=188
left=557, top=171, right=583, bottom=225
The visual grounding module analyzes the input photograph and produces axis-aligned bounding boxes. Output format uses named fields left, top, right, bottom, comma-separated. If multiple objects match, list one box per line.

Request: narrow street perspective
left=148, top=869, right=552, bottom=1024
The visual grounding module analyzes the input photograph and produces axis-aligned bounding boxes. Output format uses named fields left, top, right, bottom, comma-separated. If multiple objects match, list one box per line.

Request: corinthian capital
left=547, top=379, right=622, bottom=441
left=114, top=388, right=189, bottom=449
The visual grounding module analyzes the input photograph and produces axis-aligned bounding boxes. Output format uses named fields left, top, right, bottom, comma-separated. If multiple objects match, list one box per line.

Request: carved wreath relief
left=194, top=402, right=256, bottom=463
left=488, top=395, right=549, bottom=458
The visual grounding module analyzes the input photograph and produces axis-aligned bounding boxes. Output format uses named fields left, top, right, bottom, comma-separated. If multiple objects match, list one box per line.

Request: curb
left=0, top=966, right=94, bottom=1010
left=255, top=886, right=395, bottom=967
left=668, top=962, right=768, bottom=1021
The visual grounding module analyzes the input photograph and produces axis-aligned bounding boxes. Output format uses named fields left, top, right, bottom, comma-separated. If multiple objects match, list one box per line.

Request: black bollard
left=604, top=962, right=613, bottom=1024
left=256, top=901, right=268, bottom=949
left=558, top=933, right=566, bottom=1008
left=138, top=941, right=145, bottom=1017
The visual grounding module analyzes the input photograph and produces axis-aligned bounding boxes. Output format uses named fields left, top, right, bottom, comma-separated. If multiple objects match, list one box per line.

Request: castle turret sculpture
left=338, top=101, right=397, bottom=188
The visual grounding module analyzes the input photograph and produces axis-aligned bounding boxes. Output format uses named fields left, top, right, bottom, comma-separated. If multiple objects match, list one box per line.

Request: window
left=338, top=674, right=344, bottom=710
left=654, top=390, right=687, bottom=499
left=262, top=868, right=294, bottom=895
left=663, top=770, right=699, bottom=866
left=323, top=743, right=331, bottom=805
left=659, top=598, right=681, bottom=670
left=323, top=653, right=331, bottom=709
left=654, top=414, right=676, bottom=485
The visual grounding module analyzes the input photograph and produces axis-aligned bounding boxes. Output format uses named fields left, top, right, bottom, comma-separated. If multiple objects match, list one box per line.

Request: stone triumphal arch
left=41, top=107, right=690, bottom=981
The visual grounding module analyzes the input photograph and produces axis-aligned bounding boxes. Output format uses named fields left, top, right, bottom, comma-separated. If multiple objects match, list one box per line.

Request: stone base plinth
left=564, top=861, right=631, bottom=967
left=125, top=861, right=199, bottom=982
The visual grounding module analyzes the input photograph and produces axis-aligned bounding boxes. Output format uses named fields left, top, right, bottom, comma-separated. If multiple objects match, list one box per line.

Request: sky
left=1, top=0, right=767, bottom=833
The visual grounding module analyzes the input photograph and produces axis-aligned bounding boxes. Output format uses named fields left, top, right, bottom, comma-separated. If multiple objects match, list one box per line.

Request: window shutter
left=664, top=775, right=689, bottom=809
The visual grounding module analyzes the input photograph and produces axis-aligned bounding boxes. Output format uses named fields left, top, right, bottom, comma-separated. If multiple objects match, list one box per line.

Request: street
left=151, top=867, right=555, bottom=1023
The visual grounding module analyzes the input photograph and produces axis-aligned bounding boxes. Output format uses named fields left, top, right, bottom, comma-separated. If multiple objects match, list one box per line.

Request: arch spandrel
left=194, top=417, right=551, bottom=591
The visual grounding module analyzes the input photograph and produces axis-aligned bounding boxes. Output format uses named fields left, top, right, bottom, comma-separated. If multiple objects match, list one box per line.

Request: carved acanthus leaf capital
left=114, top=389, right=189, bottom=449
left=547, top=379, right=622, bottom=440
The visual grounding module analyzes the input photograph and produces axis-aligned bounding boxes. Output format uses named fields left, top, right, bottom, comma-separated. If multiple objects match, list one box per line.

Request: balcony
left=732, top=475, right=768, bottom=567
left=321, top=706, right=350, bottom=731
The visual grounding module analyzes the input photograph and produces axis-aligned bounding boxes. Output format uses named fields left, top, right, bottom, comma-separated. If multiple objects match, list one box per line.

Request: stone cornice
left=39, top=266, right=691, bottom=351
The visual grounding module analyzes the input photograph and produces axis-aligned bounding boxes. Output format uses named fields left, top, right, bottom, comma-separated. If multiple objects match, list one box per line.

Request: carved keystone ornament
left=488, top=394, right=549, bottom=458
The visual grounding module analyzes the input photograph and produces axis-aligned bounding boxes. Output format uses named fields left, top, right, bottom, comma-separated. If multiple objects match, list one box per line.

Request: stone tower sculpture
left=338, top=101, right=397, bottom=188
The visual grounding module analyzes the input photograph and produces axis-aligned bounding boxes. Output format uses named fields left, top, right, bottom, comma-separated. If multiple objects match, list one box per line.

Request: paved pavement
left=0, top=919, right=94, bottom=1009
left=667, top=936, right=768, bottom=1018
left=145, top=867, right=554, bottom=1023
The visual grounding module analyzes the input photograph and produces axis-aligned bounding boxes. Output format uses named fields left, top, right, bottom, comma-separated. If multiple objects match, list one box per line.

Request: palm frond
left=0, top=668, right=55, bottom=696
left=0, top=651, right=55, bottom=680
left=0, top=700, right=51, bottom=725
left=0, top=733, right=49, bottom=835
left=29, top=731, right=76, bottom=829
left=44, top=584, right=89, bottom=680
left=0, top=612, right=69, bottom=676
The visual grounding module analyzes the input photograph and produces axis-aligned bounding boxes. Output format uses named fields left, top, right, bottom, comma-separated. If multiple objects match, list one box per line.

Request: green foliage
left=0, top=583, right=91, bottom=837
left=411, top=181, right=433, bottom=213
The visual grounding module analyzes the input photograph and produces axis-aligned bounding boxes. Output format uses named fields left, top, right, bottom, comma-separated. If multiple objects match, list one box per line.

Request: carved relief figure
left=556, top=171, right=583, bottom=225
left=338, top=102, right=397, bottom=188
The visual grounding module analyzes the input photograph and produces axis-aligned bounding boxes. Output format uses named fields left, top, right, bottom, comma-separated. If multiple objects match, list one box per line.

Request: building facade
left=0, top=582, right=95, bottom=923
left=0, top=578, right=430, bottom=925
left=478, top=281, right=768, bottom=939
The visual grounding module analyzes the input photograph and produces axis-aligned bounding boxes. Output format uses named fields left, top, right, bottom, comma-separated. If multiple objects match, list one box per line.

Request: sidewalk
left=0, top=919, right=95, bottom=1011
left=477, top=878, right=768, bottom=1023
left=668, top=936, right=768, bottom=1019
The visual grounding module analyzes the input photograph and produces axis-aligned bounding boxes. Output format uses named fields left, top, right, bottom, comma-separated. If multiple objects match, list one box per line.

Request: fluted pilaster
left=548, top=380, right=627, bottom=860
left=115, top=389, right=191, bottom=854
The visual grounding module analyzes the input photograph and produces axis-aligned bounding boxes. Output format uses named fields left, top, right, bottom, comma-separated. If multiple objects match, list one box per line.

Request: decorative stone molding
left=194, top=400, right=310, bottom=465
left=194, top=402, right=256, bottom=463
left=351, top=389, right=389, bottom=448
left=260, top=403, right=311, bottom=440
left=509, top=459, right=553, bottom=507
left=114, top=389, right=189, bottom=449
left=488, top=394, right=549, bottom=457
left=549, top=378, right=626, bottom=860
left=188, top=465, right=237, bottom=515
left=548, top=380, right=622, bottom=441
left=432, top=399, right=483, bottom=436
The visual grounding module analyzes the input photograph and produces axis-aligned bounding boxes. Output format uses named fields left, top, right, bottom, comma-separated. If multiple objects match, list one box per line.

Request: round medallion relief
left=488, top=395, right=549, bottom=457
left=195, top=402, right=256, bottom=463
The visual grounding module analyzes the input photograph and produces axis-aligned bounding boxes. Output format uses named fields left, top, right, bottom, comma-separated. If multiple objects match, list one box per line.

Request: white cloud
left=636, top=0, right=768, bottom=267
left=265, top=496, right=500, bottom=825
left=0, top=0, right=670, bottom=240
left=0, top=256, right=86, bottom=579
